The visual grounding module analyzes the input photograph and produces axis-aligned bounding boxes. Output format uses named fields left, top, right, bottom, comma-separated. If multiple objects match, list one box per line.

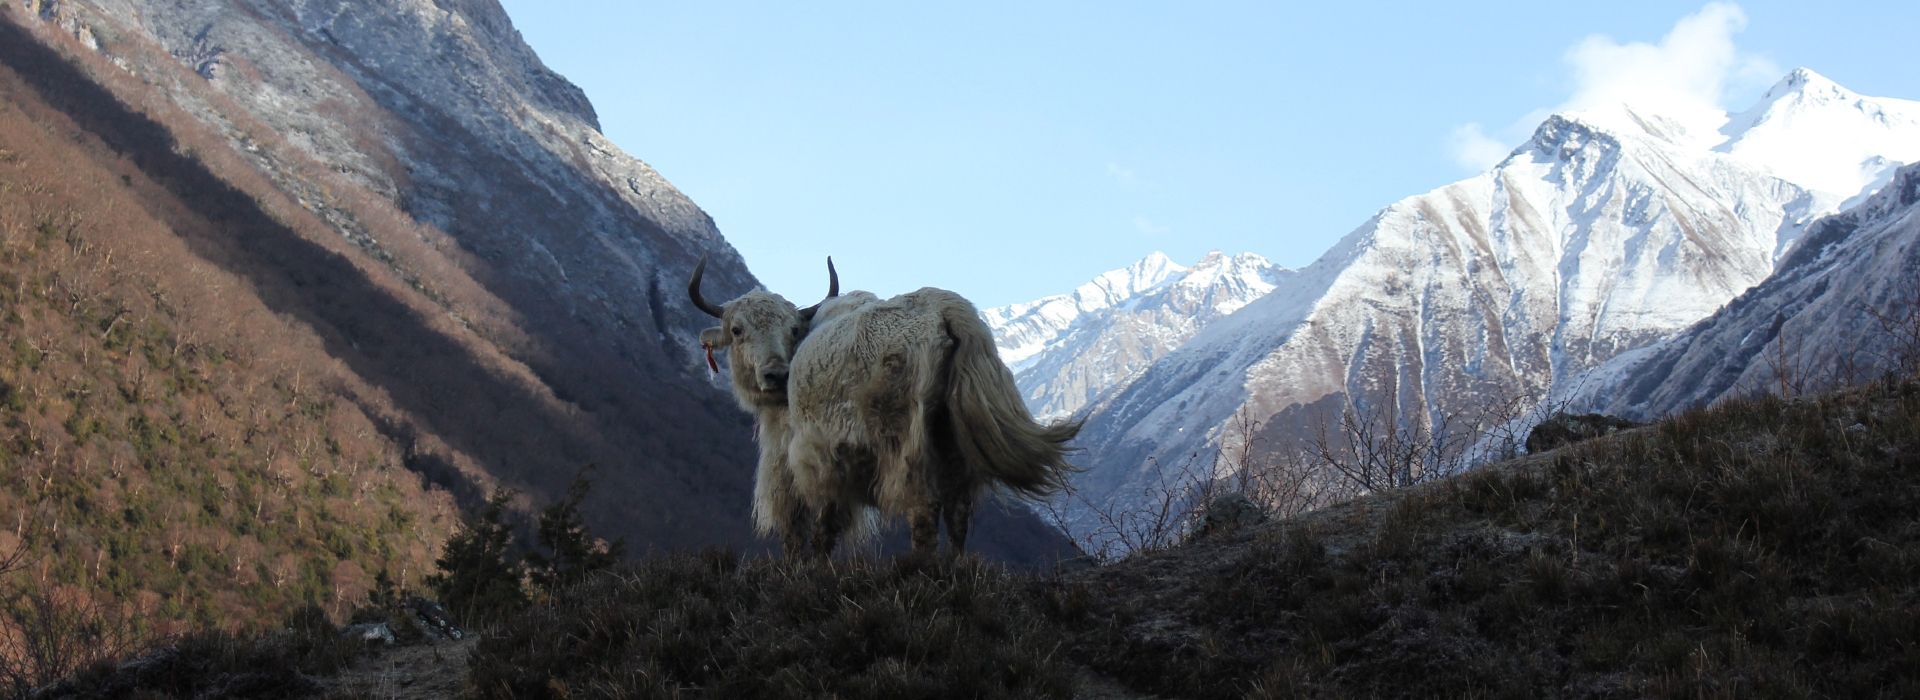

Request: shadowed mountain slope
left=0, top=1, right=1072, bottom=581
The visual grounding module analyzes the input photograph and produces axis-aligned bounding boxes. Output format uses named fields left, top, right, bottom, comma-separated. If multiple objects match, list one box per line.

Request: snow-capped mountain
left=1061, top=70, right=1920, bottom=539
left=1718, top=69, right=1920, bottom=216
left=985, top=251, right=1291, bottom=419
left=1570, top=161, right=1920, bottom=420
left=986, top=252, right=1191, bottom=371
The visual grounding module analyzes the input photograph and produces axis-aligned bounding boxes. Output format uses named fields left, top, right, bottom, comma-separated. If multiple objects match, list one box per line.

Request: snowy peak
left=1157, top=251, right=1288, bottom=316
left=985, top=251, right=1292, bottom=418
left=983, top=251, right=1189, bottom=369
left=1520, top=71, right=1920, bottom=208
left=1093, top=250, right=1190, bottom=302
left=1718, top=68, right=1920, bottom=200
left=1558, top=103, right=1721, bottom=151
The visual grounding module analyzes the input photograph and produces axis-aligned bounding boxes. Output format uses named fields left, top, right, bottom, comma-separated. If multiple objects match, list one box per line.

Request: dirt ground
left=327, top=637, right=477, bottom=699
left=324, top=635, right=1157, bottom=699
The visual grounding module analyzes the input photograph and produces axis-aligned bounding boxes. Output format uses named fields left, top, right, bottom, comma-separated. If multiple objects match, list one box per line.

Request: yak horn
left=797, top=256, right=839, bottom=322
left=687, top=255, right=725, bottom=318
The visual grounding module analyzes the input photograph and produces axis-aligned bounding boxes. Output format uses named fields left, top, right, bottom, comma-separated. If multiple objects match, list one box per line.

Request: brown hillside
left=0, top=33, right=457, bottom=639
left=0, top=6, right=761, bottom=550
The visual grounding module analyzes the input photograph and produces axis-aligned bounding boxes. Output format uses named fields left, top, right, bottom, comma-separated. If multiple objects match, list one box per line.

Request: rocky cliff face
left=7, top=0, right=766, bottom=550
left=1058, top=71, right=1920, bottom=542
left=3, top=0, right=1067, bottom=563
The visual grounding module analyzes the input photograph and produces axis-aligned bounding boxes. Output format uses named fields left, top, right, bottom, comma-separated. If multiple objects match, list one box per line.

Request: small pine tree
left=425, top=489, right=527, bottom=618
left=526, top=466, right=627, bottom=593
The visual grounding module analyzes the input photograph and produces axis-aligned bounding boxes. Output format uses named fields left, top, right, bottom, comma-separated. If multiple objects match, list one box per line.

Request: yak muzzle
left=759, top=368, right=789, bottom=392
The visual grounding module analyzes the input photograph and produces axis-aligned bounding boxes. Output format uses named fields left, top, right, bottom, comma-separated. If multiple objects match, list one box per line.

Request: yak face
left=689, top=255, right=838, bottom=412
left=701, top=291, right=807, bottom=408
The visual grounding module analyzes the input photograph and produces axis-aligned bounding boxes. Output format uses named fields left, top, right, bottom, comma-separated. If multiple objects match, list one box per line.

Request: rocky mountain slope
left=0, top=0, right=1071, bottom=585
left=1571, top=160, right=1920, bottom=419
left=6, top=0, right=764, bottom=551
left=1060, top=70, right=1920, bottom=539
left=0, top=23, right=459, bottom=637
left=985, top=251, right=1290, bottom=420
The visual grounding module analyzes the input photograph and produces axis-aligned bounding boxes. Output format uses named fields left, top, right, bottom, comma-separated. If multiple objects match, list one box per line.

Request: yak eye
left=731, top=327, right=743, bottom=337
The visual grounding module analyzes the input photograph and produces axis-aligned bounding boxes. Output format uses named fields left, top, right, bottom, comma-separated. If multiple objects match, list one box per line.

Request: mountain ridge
left=1039, top=69, right=1915, bottom=542
left=986, top=250, right=1291, bottom=420
left=1569, top=159, right=1920, bottom=420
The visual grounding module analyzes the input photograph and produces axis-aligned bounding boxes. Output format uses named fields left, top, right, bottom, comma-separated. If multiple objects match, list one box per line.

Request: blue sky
left=496, top=1, right=1920, bottom=309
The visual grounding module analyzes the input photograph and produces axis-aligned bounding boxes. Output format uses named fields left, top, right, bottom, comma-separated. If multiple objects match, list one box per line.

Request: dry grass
left=1050, top=374, right=1920, bottom=698
left=469, top=551, right=1077, bottom=700
left=30, top=604, right=373, bottom=700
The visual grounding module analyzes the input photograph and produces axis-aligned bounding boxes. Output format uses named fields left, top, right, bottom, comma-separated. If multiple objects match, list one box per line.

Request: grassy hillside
left=0, top=25, right=455, bottom=654
left=453, top=373, right=1918, bottom=699
left=42, top=372, right=1920, bottom=698
left=1054, top=376, right=1920, bottom=698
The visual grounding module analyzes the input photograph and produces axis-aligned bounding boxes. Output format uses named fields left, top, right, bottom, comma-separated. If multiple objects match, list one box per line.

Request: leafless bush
left=1218, top=408, right=1329, bottom=521
left=0, top=525, right=149, bottom=695
left=1308, top=401, right=1469, bottom=492
left=1472, top=388, right=1550, bottom=462
left=0, top=585, right=149, bottom=694
left=1756, top=313, right=1828, bottom=399
left=1746, top=276, right=1920, bottom=402
left=1865, top=276, right=1920, bottom=377
left=1039, top=450, right=1221, bottom=562
left=1050, top=387, right=1550, bottom=562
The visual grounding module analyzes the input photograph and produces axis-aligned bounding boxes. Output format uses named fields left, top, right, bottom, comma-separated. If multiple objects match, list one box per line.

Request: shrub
left=525, top=466, right=625, bottom=595
left=425, top=489, right=526, bottom=622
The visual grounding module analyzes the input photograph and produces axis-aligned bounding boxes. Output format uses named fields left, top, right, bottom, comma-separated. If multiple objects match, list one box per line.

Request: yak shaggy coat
left=687, top=256, right=832, bottom=556
left=782, top=288, right=1081, bottom=554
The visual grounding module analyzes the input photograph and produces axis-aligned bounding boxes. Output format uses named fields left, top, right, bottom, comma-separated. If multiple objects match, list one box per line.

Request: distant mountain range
left=989, top=69, right=1920, bottom=539
left=985, top=251, right=1291, bottom=420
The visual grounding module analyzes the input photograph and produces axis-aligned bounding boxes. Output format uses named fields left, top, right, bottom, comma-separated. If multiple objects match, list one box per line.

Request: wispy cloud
left=1132, top=216, right=1169, bottom=236
left=1107, top=163, right=1139, bottom=187
left=1447, top=123, right=1515, bottom=172
left=1560, top=2, right=1778, bottom=122
left=1443, top=2, right=1779, bottom=174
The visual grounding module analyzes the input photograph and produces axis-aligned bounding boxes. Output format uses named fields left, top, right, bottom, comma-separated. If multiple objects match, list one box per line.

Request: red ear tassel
left=703, top=343, right=719, bottom=375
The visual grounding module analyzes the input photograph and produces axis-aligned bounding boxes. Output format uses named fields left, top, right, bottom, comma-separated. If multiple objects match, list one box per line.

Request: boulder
left=407, top=596, right=464, bottom=641
left=1196, top=492, right=1269, bottom=538
left=1525, top=413, right=1645, bottom=454
left=343, top=622, right=395, bottom=645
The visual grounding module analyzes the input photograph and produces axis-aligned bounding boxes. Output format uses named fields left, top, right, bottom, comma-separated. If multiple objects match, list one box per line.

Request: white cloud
left=1447, top=123, right=1513, bottom=172
left=1442, top=2, right=1779, bottom=173
left=1107, top=163, right=1138, bottom=187
left=1560, top=2, right=1778, bottom=124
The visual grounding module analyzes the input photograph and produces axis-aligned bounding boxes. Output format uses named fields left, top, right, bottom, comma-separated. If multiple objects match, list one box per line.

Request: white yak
left=689, top=257, right=1079, bottom=556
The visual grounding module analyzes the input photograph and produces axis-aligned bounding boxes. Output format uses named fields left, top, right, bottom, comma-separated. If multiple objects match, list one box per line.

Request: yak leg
left=907, top=504, right=940, bottom=555
left=780, top=501, right=813, bottom=559
left=811, top=501, right=852, bottom=558
left=941, top=497, right=974, bottom=554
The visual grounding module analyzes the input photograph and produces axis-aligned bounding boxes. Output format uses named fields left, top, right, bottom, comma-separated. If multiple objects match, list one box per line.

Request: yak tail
left=940, top=298, right=1082, bottom=498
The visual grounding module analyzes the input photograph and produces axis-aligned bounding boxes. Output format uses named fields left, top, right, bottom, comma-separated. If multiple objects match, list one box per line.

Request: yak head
left=689, top=255, right=837, bottom=410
